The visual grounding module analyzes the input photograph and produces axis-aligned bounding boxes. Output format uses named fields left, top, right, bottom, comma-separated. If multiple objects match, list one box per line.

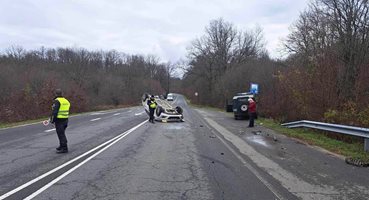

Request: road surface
left=0, top=95, right=368, bottom=200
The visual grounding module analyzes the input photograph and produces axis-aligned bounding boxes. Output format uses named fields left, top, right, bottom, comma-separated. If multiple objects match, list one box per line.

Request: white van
left=166, top=93, right=174, bottom=101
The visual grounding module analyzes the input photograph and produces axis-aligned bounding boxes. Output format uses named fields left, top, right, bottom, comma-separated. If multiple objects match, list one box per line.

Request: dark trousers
left=55, top=119, right=68, bottom=149
left=149, top=108, right=155, bottom=122
left=249, top=112, right=255, bottom=127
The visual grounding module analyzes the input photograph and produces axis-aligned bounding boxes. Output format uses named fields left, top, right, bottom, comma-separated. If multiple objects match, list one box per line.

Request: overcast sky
left=0, top=0, right=310, bottom=62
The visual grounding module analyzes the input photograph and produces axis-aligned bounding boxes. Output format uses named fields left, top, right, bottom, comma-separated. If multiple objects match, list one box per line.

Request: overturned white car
left=142, top=93, right=184, bottom=122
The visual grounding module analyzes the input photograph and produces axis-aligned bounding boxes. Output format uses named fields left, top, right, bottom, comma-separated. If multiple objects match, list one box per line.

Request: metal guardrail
left=281, top=120, right=369, bottom=152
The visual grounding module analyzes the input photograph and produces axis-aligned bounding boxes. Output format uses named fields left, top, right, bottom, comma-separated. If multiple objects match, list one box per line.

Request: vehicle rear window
left=237, top=98, right=248, bottom=102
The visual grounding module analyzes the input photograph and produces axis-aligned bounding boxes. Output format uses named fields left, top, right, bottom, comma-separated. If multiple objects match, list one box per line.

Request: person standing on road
left=147, top=95, right=157, bottom=123
left=248, top=98, right=256, bottom=127
left=50, top=89, right=71, bottom=153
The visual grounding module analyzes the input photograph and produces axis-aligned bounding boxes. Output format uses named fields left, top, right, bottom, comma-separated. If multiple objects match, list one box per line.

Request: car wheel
left=240, top=104, right=248, bottom=112
left=156, top=106, right=164, bottom=117
left=175, top=106, right=183, bottom=114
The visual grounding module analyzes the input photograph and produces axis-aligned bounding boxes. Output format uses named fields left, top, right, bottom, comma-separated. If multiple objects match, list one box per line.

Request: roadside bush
left=324, top=101, right=361, bottom=126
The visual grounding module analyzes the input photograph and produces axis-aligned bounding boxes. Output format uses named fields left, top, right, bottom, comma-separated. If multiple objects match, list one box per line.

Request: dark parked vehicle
left=227, top=93, right=255, bottom=120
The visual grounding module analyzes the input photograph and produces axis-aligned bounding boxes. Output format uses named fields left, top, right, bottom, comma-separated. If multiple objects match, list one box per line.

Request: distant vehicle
left=166, top=93, right=174, bottom=101
left=227, top=92, right=255, bottom=120
left=142, top=93, right=184, bottom=122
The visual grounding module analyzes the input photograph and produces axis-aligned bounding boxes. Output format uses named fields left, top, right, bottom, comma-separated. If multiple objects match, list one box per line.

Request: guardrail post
left=365, top=138, right=369, bottom=152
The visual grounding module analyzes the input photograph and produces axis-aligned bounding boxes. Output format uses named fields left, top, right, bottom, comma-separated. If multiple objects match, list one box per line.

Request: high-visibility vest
left=56, top=97, right=70, bottom=118
left=150, top=101, right=157, bottom=109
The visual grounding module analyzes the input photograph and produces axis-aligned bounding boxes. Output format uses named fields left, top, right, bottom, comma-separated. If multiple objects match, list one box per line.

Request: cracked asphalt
left=1, top=95, right=368, bottom=200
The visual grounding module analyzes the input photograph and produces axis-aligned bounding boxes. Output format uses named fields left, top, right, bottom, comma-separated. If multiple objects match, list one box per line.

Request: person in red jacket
left=248, top=98, right=256, bottom=127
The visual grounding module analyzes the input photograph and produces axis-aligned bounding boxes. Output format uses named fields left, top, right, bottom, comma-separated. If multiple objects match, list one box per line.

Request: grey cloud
left=0, top=0, right=310, bottom=60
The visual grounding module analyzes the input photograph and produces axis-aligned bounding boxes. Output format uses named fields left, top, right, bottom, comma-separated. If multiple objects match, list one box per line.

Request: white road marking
left=202, top=117, right=283, bottom=200
left=89, top=112, right=105, bottom=116
left=134, top=111, right=145, bottom=116
left=202, top=116, right=340, bottom=200
left=44, top=128, right=56, bottom=133
left=0, top=107, right=144, bottom=131
left=90, top=118, right=101, bottom=122
left=0, top=122, right=41, bottom=131
left=0, top=120, right=147, bottom=200
left=113, top=113, right=121, bottom=116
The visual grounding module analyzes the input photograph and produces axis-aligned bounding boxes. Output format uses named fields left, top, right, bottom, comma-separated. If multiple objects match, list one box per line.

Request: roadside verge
left=258, top=118, right=369, bottom=164
left=188, top=101, right=369, bottom=165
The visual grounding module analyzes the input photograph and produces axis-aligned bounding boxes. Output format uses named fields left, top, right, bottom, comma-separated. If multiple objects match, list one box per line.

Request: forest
left=0, top=47, right=176, bottom=122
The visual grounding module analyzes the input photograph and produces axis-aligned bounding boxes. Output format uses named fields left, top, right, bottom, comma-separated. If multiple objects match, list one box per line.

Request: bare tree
left=285, top=0, right=369, bottom=99
left=5, top=45, right=26, bottom=60
left=186, top=18, right=267, bottom=105
left=321, top=0, right=369, bottom=98
left=163, top=62, right=179, bottom=95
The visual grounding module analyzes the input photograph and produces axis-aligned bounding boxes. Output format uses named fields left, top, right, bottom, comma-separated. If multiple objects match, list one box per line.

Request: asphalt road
left=0, top=95, right=368, bottom=200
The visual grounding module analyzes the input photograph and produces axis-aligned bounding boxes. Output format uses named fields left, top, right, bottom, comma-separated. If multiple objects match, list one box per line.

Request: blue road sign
left=250, top=83, right=259, bottom=94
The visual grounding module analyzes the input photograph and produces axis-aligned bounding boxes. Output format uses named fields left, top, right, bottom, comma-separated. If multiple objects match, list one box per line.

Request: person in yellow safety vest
left=147, top=95, right=157, bottom=123
left=50, top=89, right=71, bottom=153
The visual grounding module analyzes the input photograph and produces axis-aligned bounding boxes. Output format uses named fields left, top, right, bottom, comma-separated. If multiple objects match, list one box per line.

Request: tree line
left=182, top=0, right=369, bottom=128
left=0, top=47, right=175, bottom=123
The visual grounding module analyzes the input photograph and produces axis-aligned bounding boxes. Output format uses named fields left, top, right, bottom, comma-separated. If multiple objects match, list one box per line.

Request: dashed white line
left=44, top=128, right=56, bottom=133
left=134, top=111, right=145, bottom=116
left=90, top=112, right=104, bottom=116
left=0, top=107, right=139, bottom=131
left=113, top=113, right=121, bottom=116
left=90, top=118, right=101, bottom=122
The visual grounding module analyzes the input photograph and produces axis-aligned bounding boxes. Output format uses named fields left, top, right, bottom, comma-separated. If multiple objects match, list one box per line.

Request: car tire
left=175, top=106, right=183, bottom=114
left=156, top=106, right=164, bottom=117
left=240, top=104, right=248, bottom=112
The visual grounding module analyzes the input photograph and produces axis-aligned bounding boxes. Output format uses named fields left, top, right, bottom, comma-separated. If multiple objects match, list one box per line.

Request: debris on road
left=252, top=130, right=261, bottom=135
left=345, top=157, right=369, bottom=167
